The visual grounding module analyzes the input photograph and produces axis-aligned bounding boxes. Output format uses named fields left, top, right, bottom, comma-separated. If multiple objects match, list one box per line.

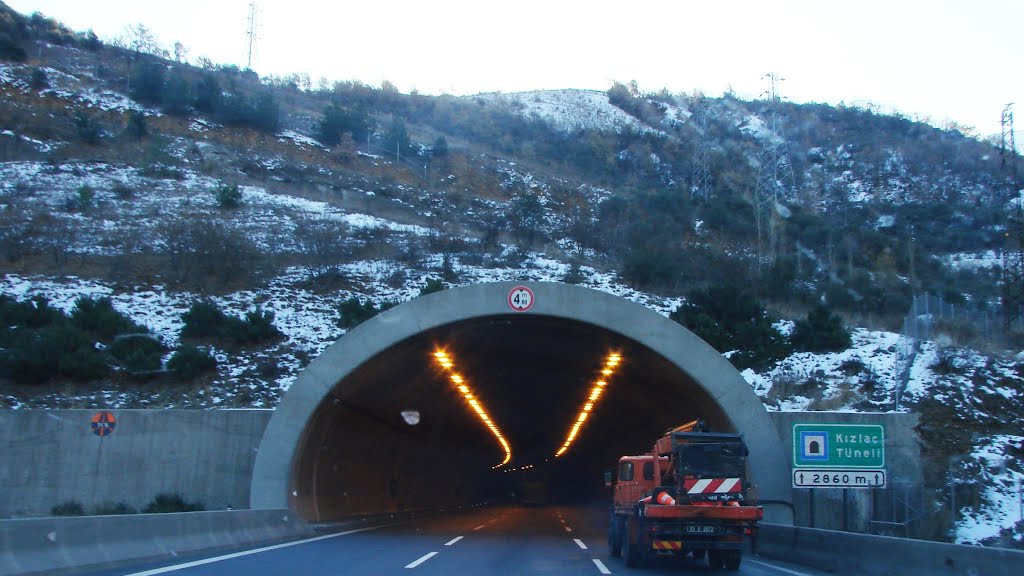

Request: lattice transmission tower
left=754, top=73, right=797, bottom=268
left=690, top=94, right=712, bottom=202
left=245, top=2, right=260, bottom=70
left=1001, top=104, right=1024, bottom=331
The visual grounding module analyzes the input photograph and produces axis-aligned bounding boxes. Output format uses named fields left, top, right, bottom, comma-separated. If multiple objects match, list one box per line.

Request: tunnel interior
left=290, top=314, right=737, bottom=522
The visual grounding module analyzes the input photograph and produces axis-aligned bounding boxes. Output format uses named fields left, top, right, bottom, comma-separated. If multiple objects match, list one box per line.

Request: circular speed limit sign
left=507, top=286, right=535, bottom=312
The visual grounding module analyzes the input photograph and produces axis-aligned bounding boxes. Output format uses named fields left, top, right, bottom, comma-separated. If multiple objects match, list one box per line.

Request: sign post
left=792, top=423, right=886, bottom=489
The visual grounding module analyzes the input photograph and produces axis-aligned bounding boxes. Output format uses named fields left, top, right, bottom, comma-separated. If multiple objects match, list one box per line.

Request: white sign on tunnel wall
left=507, top=286, right=535, bottom=312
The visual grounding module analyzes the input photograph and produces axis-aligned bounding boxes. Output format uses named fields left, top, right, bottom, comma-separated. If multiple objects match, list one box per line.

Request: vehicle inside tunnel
left=289, top=314, right=740, bottom=522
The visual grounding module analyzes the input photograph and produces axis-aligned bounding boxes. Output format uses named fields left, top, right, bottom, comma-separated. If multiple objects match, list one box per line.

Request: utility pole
left=245, top=2, right=259, bottom=70
left=754, top=73, right=797, bottom=269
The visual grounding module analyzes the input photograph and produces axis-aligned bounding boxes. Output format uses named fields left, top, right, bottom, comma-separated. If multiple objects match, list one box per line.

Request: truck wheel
left=622, top=518, right=640, bottom=567
left=608, top=516, right=622, bottom=557
left=725, top=551, right=742, bottom=571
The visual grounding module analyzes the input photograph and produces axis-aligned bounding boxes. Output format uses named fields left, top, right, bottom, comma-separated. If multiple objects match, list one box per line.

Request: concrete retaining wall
left=0, top=410, right=271, bottom=518
left=766, top=412, right=922, bottom=532
left=0, top=508, right=311, bottom=576
left=756, top=523, right=1024, bottom=576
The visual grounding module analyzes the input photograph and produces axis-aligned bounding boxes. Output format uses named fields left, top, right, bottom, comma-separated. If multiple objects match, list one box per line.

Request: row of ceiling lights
left=433, top=349, right=512, bottom=468
left=554, top=352, right=621, bottom=457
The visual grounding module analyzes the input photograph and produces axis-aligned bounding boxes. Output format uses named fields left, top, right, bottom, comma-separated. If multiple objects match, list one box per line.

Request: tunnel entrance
left=251, top=282, right=791, bottom=523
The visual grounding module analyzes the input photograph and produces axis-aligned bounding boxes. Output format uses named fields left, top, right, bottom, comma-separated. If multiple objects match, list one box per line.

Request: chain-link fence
left=893, top=292, right=1002, bottom=409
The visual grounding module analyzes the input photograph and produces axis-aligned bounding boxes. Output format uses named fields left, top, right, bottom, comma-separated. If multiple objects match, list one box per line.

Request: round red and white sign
left=507, top=286, right=535, bottom=312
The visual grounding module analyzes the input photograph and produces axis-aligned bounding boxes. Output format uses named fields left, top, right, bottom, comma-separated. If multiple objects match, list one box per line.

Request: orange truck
left=606, top=420, right=762, bottom=570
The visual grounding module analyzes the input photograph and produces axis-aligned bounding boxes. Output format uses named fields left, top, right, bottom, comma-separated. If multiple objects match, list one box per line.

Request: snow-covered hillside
left=471, top=89, right=661, bottom=134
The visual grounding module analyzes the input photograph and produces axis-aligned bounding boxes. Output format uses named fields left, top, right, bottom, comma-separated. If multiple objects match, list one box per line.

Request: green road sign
left=793, top=424, right=885, bottom=469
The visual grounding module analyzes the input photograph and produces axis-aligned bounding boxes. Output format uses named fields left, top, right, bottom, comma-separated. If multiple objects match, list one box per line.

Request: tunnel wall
left=251, top=282, right=793, bottom=522
left=0, top=409, right=270, bottom=518
left=290, top=402, right=486, bottom=522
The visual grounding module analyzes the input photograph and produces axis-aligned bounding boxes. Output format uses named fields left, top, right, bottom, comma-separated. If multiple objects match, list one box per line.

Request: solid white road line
left=747, top=558, right=816, bottom=576
left=593, top=558, right=612, bottom=574
left=473, top=524, right=485, bottom=531
left=122, top=524, right=395, bottom=575
left=573, top=538, right=588, bottom=550
left=444, top=536, right=464, bottom=546
left=405, top=552, right=438, bottom=569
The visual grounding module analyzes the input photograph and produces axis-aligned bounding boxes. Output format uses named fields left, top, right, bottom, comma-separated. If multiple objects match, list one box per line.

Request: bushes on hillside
left=71, top=296, right=145, bottom=339
left=130, top=60, right=165, bottom=105
left=316, top=103, right=369, bottom=146
left=670, top=285, right=791, bottom=371
left=180, top=300, right=282, bottom=347
left=215, top=183, right=241, bottom=208
left=337, top=297, right=395, bottom=330
left=0, top=33, right=26, bottom=61
left=0, top=296, right=161, bottom=384
left=167, top=345, right=217, bottom=380
left=0, top=297, right=109, bottom=384
left=217, top=91, right=280, bottom=134
left=109, top=335, right=165, bottom=372
left=74, top=113, right=101, bottom=145
left=791, top=304, right=852, bottom=353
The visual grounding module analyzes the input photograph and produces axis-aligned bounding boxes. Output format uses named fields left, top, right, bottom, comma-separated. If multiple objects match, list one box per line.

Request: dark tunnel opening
left=289, top=314, right=738, bottom=522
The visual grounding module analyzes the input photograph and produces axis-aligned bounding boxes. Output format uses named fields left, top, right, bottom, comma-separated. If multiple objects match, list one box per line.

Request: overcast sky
left=8, top=0, right=1023, bottom=138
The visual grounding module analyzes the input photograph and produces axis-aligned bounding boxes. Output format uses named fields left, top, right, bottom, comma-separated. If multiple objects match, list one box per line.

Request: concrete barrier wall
left=0, top=410, right=272, bottom=518
left=756, top=523, right=1024, bottom=576
left=0, top=508, right=312, bottom=576
left=766, top=412, right=923, bottom=532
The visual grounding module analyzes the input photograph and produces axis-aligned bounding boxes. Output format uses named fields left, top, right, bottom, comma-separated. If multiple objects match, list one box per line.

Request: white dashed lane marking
left=404, top=552, right=438, bottom=569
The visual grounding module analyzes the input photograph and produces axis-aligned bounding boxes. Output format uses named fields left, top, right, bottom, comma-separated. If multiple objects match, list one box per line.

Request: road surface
left=86, top=505, right=833, bottom=576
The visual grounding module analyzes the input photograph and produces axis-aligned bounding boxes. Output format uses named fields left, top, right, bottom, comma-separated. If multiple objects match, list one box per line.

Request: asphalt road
left=90, top=505, right=834, bottom=576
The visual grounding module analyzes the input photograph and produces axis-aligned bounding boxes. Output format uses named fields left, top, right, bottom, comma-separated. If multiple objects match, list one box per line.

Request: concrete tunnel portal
left=250, top=282, right=791, bottom=523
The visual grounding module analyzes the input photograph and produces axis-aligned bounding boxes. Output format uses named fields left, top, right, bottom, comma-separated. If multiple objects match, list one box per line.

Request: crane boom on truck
left=606, top=420, right=762, bottom=570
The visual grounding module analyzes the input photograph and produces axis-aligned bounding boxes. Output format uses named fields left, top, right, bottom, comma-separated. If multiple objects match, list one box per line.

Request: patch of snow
left=278, top=130, right=323, bottom=149
left=955, top=435, right=1024, bottom=546
left=945, top=250, right=1001, bottom=271
left=471, top=89, right=662, bottom=135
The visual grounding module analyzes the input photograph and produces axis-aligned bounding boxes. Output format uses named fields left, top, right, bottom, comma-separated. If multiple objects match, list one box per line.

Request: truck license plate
left=684, top=525, right=719, bottom=534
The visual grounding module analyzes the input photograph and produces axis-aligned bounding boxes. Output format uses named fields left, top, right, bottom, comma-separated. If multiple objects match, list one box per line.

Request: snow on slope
left=0, top=63, right=160, bottom=116
left=471, top=89, right=660, bottom=134
left=955, top=435, right=1024, bottom=546
left=742, top=328, right=904, bottom=411
left=0, top=161, right=435, bottom=257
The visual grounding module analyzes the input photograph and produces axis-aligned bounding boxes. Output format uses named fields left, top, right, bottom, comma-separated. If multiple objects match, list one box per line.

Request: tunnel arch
left=251, top=281, right=791, bottom=522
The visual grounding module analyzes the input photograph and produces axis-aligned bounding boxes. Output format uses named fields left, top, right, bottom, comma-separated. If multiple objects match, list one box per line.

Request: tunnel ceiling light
left=554, top=351, right=622, bottom=457
left=433, top=349, right=512, bottom=468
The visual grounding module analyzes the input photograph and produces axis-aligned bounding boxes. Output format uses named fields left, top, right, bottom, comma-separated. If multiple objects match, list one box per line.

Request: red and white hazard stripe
left=684, top=478, right=742, bottom=494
